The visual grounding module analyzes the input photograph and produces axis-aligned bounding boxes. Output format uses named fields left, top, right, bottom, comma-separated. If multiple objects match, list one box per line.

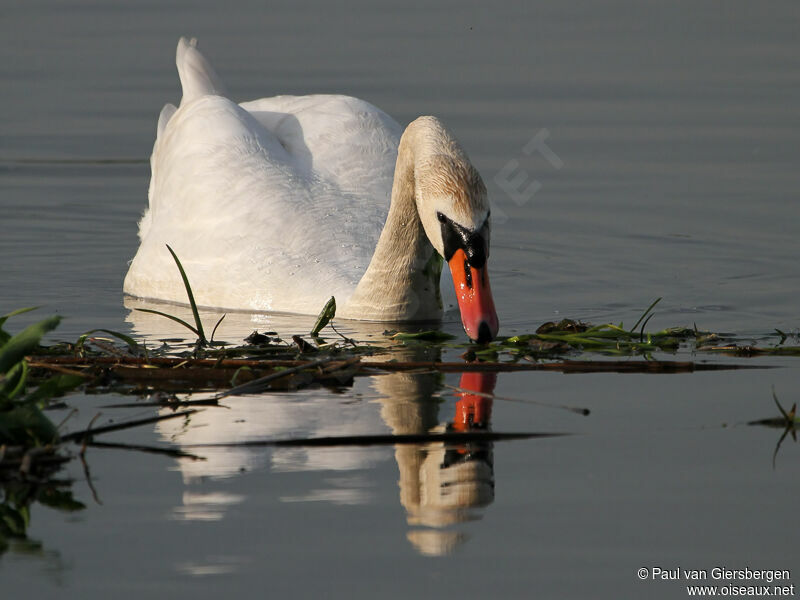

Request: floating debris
left=244, top=331, right=272, bottom=345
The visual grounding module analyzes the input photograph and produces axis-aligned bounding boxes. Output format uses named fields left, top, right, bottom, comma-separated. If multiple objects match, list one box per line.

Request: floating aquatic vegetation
left=388, top=330, right=457, bottom=342
left=74, top=328, right=142, bottom=357
left=463, top=299, right=800, bottom=360
left=4, top=296, right=798, bottom=463
left=0, top=310, right=82, bottom=448
left=311, top=296, right=336, bottom=337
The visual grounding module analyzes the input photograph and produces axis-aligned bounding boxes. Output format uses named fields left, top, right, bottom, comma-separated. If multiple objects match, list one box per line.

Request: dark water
left=1, top=1, right=799, bottom=598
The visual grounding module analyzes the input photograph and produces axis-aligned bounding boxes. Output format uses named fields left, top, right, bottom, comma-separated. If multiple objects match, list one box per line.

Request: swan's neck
left=342, top=119, right=445, bottom=321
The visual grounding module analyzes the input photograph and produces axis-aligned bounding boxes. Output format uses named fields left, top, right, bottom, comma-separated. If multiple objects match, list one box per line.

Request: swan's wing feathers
left=176, top=37, right=227, bottom=106
left=149, top=95, right=295, bottom=218
left=294, top=96, right=402, bottom=193
left=241, top=94, right=401, bottom=204
left=238, top=95, right=402, bottom=284
left=129, top=94, right=329, bottom=310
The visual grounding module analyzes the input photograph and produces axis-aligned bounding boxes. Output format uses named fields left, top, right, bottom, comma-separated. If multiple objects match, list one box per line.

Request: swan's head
left=416, top=155, right=499, bottom=343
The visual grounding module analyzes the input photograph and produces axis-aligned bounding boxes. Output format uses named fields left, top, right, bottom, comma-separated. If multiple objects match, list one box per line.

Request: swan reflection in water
left=127, top=304, right=496, bottom=555
left=380, top=370, right=495, bottom=556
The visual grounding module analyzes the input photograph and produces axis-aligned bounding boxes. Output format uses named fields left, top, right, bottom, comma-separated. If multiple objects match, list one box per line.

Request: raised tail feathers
left=156, top=103, right=177, bottom=139
left=176, top=36, right=227, bottom=106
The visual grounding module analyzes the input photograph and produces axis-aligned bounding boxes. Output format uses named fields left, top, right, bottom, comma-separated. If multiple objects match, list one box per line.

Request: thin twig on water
left=184, top=430, right=567, bottom=448
left=86, top=440, right=205, bottom=461
left=61, top=409, right=199, bottom=443
left=443, top=384, right=590, bottom=416
left=212, top=356, right=340, bottom=400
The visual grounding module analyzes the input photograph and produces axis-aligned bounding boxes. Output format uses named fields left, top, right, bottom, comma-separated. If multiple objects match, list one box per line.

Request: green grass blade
left=639, top=313, right=655, bottom=341
left=0, top=316, right=61, bottom=374
left=0, top=306, right=42, bottom=346
left=0, top=403, right=60, bottom=445
left=134, top=308, right=199, bottom=337
left=75, top=329, right=142, bottom=354
left=535, top=333, right=610, bottom=348
left=166, top=244, right=207, bottom=344
left=37, top=489, right=86, bottom=512
left=631, top=297, right=662, bottom=332
left=0, top=306, right=40, bottom=326
left=391, top=330, right=456, bottom=342
left=23, top=373, right=84, bottom=406
left=0, top=360, right=28, bottom=402
left=210, top=314, right=226, bottom=344
left=311, top=297, right=336, bottom=337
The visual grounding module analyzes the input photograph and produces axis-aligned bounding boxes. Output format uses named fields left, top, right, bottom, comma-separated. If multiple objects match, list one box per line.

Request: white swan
left=124, top=38, right=499, bottom=342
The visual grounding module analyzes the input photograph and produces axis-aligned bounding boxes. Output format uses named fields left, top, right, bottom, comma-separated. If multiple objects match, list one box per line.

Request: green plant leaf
left=0, top=403, right=59, bottom=445
left=22, top=374, right=84, bottom=406
left=0, top=307, right=41, bottom=346
left=230, top=365, right=252, bottom=387
left=631, top=297, right=662, bottom=332
left=311, top=297, right=336, bottom=337
left=166, top=244, right=207, bottom=344
left=210, top=314, right=226, bottom=344
left=0, top=505, right=27, bottom=537
left=134, top=308, right=199, bottom=337
left=36, top=488, right=86, bottom=512
left=502, top=335, right=535, bottom=345
left=75, top=329, right=141, bottom=355
left=0, top=316, right=61, bottom=375
left=390, top=330, right=456, bottom=342
left=0, top=307, right=40, bottom=321
left=0, top=361, right=28, bottom=402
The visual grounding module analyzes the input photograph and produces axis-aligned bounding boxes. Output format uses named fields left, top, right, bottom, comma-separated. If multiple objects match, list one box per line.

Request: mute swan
left=124, top=38, right=499, bottom=342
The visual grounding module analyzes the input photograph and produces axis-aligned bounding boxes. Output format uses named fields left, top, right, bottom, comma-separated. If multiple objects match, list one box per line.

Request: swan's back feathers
left=241, top=94, right=402, bottom=196
left=176, top=37, right=227, bottom=106
left=125, top=38, right=404, bottom=314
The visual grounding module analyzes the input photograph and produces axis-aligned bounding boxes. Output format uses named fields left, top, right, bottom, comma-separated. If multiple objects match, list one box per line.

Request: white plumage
left=125, top=37, right=498, bottom=341
left=125, top=38, right=402, bottom=314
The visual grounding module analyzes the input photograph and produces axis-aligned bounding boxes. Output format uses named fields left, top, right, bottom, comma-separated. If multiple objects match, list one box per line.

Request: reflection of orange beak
left=453, top=372, right=496, bottom=431
left=447, top=248, right=499, bottom=343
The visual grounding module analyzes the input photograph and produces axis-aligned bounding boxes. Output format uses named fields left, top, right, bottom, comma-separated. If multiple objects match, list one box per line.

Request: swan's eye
left=436, top=212, right=447, bottom=224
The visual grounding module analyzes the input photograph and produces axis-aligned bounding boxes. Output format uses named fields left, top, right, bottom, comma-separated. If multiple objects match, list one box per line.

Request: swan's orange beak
left=447, top=248, right=499, bottom=343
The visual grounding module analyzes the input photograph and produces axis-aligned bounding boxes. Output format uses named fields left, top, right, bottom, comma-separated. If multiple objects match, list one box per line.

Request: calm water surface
left=1, top=1, right=798, bottom=598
